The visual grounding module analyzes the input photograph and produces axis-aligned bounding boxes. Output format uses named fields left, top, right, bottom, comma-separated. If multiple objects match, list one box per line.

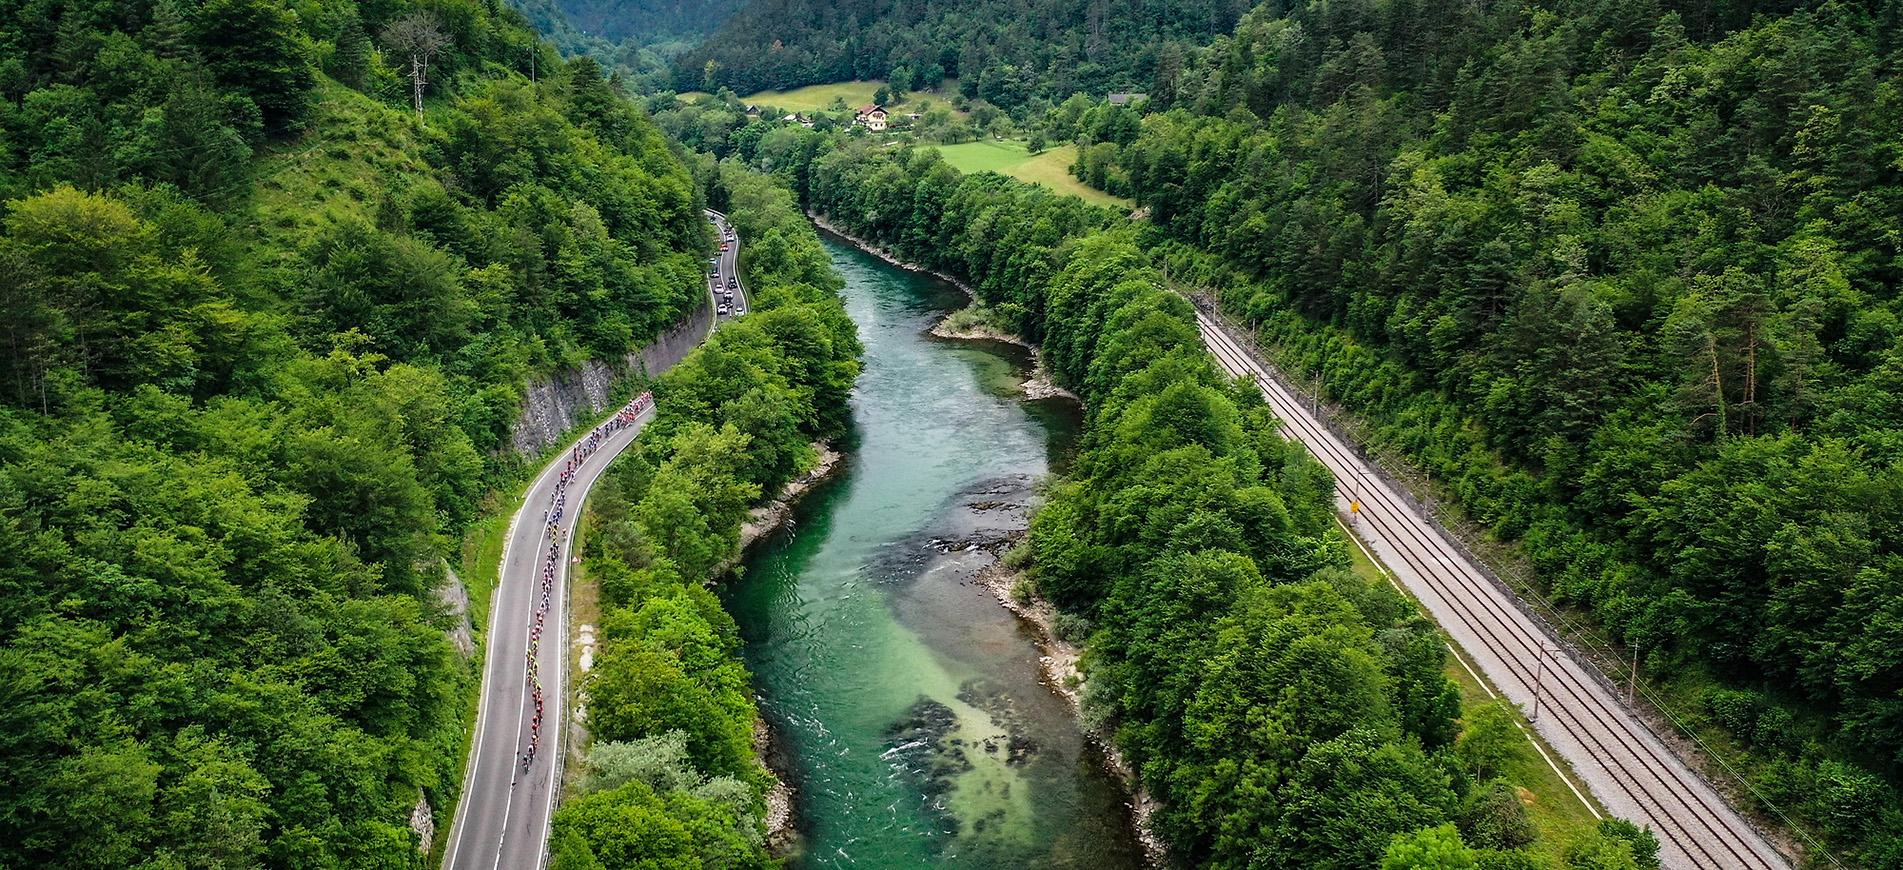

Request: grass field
left=253, top=79, right=431, bottom=248
left=931, top=139, right=1132, bottom=209
left=739, top=79, right=959, bottom=114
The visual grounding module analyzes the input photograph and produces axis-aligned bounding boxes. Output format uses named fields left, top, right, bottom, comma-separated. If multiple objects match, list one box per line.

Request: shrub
left=1459, top=779, right=1535, bottom=851
left=1052, top=612, right=1093, bottom=643
left=1703, top=688, right=1765, bottom=740
left=1594, top=819, right=1660, bottom=870
left=1456, top=701, right=1529, bottom=782
left=1000, top=540, right=1033, bottom=570
left=1011, top=576, right=1035, bottom=605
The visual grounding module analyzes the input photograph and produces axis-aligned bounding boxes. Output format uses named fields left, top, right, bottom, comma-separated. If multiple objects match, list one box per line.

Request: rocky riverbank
left=808, top=212, right=974, bottom=293
left=753, top=718, right=799, bottom=856
left=808, top=213, right=1076, bottom=403
left=929, top=316, right=1077, bottom=402
left=972, top=543, right=1170, bottom=867
left=715, top=442, right=844, bottom=579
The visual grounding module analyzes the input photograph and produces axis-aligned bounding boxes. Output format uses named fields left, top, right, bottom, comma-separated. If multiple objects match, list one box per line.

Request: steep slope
left=506, top=0, right=748, bottom=91
left=0, top=1, right=710, bottom=864
left=675, top=0, right=1249, bottom=105
left=1075, top=0, right=1903, bottom=863
left=547, top=0, right=745, bottom=46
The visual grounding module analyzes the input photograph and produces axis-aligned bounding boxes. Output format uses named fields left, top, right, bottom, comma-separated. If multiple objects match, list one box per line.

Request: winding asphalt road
left=442, top=211, right=746, bottom=870
left=1194, top=307, right=1787, bottom=869
left=706, top=208, right=752, bottom=321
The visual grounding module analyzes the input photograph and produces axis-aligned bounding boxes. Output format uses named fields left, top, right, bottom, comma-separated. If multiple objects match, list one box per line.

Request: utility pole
left=1313, top=346, right=1332, bottom=417
left=1628, top=645, right=1640, bottom=704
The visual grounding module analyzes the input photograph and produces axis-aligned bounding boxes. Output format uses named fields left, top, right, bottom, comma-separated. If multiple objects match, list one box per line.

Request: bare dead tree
left=383, top=13, right=449, bottom=118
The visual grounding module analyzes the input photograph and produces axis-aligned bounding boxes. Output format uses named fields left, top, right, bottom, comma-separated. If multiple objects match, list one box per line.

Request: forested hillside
left=541, top=0, right=744, bottom=47
left=0, top=0, right=709, bottom=864
left=505, top=0, right=746, bottom=91
left=1067, top=0, right=1903, bottom=862
left=674, top=0, right=1247, bottom=105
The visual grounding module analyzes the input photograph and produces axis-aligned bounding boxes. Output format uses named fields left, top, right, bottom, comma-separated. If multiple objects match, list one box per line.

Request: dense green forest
left=673, top=0, right=1247, bottom=106
left=504, top=0, right=746, bottom=93
left=0, top=0, right=713, bottom=864
left=1061, top=0, right=1903, bottom=863
left=725, top=132, right=1664, bottom=867
left=533, top=0, right=743, bottom=48
left=550, top=165, right=859, bottom=869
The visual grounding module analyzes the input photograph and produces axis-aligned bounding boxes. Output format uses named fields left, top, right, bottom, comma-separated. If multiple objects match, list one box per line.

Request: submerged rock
left=884, top=697, right=966, bottom=838
left=958, top=680, right=1039, bottom=767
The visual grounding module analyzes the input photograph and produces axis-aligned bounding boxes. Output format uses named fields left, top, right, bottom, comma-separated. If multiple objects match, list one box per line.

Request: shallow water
left=723, top=234, right=1143, bottom=869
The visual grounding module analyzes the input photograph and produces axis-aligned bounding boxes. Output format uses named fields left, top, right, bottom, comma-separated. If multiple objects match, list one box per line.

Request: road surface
left=1194, top=308, right=1787, bottom=870
left=705, top=208, right=751, bottom=321
left=442, top=212, right=747, bottom=870
left=440, top=400, right=651, bottom=870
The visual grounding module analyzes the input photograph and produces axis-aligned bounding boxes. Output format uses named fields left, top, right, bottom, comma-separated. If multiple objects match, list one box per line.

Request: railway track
left=1194, top=310, right=1787, bottom=870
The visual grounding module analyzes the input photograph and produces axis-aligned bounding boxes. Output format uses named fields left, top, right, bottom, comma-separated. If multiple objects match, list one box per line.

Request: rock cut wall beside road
left=507, top=299, right=715, bottom=458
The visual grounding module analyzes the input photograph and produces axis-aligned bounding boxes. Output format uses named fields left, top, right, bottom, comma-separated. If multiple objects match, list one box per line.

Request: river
left=723, top=233, right=1145, bottom=868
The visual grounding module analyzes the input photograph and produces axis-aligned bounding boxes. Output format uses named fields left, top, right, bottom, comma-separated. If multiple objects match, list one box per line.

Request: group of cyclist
left=518, top=391, right=656, bottom=776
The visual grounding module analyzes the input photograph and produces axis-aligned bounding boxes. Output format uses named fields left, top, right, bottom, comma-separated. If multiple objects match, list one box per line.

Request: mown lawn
left=931, top=139, right=1132, bottom=209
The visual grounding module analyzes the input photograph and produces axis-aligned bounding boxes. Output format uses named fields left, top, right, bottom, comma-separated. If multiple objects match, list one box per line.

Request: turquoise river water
left=723, top=234, right=1144, bottom=868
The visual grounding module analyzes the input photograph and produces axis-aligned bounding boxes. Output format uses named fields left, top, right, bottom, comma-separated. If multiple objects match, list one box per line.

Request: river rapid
left=723, top=233, right=1144, bottom=868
